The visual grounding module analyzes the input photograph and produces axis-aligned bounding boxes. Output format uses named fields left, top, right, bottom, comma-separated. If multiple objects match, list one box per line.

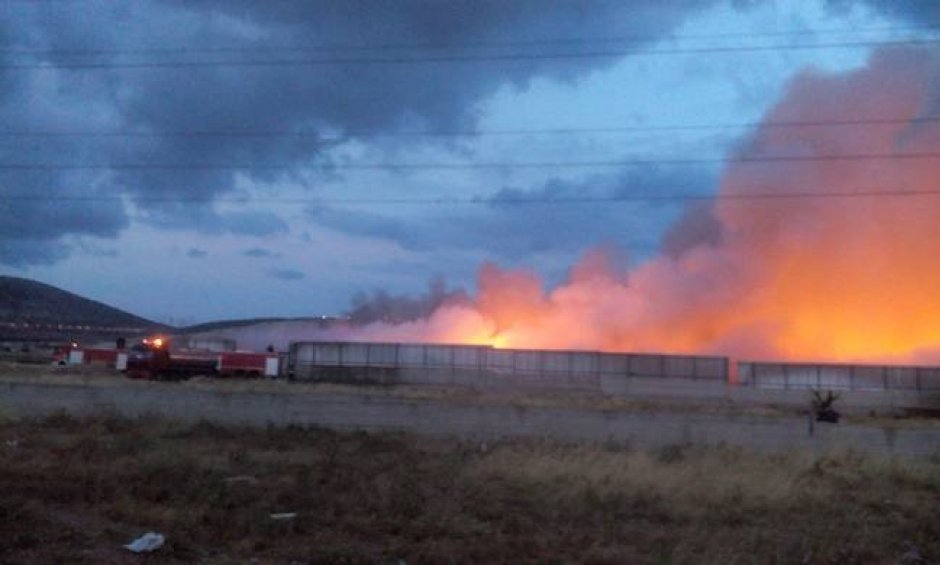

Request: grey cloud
left=0, top=238, right=72, bottom=267
left=140, top=206, right=289, bottom=237
left=269, top=268, right=305, bottom=281
left=313, top=167, right=717, bottom=259
left=0, top=0, right=712, bottom=266
left=243, top=247, right=280, bottom=259
left=186, top=248, right=208, bottom=259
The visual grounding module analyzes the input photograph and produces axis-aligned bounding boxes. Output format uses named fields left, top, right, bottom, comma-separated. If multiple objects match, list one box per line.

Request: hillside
left=0, top=276, right=162, bottom=341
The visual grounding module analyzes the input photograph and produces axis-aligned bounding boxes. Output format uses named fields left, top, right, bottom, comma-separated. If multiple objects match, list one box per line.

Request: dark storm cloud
left=243, top=248, right=280, bottom=259
left=0, top=238, right=71, bottom=267
left=268, top=268, right=306, bottom=281
left=0, top=0, right=713, bottom=266
left=312, top=167, right=717, bottom=259
left=141, top=206, right=289, bottom=237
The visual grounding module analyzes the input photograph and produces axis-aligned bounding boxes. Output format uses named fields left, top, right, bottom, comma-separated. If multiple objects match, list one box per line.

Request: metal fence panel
left=570, top=352, right=597, bottom=376
left=398, top=344, right=426, bottom=367
left=293, top=343, right=315, bottom=364
left=738, top=361, right=940, bottom=391
left=541, top=351, right=571, bottom=375
left=885, top=367, right=918, bottom=390
left=818, top=366, right=852, bottom=389
left=916, top=367, right=940, bottom=390
left=513, top=350, right=542, bottom=374
left=663, top=356, right=696, bottom=379
left=736, top=362, right=754, bottom=386
left=630, top=355, right=665, bottom=377
left=782, top=365, right=816, bottom=389
left=313, top=343, right=341, bottom=366
left=485, top=349, right=514, bottom=374
left=453, top=346, right=485, bottom=369
left=694, top=357, right=727, bottom=380
left=753, top=364, right=787, bottom=389
left=598, top=353, right=629, bottom=376
left=367, top=343, right=398, bottom=366
left=425, top=345, right=454, bottom=368
left=852, top=365, right=885, bottom=391
left=341, top=343, right=369, bottom=366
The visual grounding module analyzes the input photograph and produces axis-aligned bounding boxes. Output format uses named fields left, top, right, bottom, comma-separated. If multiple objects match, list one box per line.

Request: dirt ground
left=1, top=412, right=938, bottom=564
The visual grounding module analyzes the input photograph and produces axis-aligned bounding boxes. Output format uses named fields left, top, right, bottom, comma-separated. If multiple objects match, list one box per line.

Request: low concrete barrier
left=1, top=380, right=937, bottom=458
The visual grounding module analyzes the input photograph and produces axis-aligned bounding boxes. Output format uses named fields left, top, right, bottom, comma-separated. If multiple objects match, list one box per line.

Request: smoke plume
left=224, top=47, right=940, bottom=363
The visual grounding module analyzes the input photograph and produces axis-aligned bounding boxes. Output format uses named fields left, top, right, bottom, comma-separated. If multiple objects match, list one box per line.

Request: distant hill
left=0, top=276, right=164, bottom=341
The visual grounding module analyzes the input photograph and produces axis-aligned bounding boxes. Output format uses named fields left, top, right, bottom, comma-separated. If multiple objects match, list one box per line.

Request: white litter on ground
left=124, top=532, right=165, bottom=553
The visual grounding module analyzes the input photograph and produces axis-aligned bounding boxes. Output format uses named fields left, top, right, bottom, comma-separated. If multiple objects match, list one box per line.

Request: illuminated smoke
left=230, top=48, right=940, bottom=363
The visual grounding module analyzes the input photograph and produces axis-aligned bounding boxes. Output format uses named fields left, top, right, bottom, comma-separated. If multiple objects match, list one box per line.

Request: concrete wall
left=2, top=380, right=937, bottom=458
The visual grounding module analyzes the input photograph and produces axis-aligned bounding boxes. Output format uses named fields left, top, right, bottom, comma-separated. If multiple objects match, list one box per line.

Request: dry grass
left=0, top=413, right=938, bottom=564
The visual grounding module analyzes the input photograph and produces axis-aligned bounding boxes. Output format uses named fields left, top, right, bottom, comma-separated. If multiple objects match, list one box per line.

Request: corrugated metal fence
left=289, top=342, right=940, bottom=395
left=738, top=362, right=940, bottom=391
left=289, top=341, right=728, bottom=391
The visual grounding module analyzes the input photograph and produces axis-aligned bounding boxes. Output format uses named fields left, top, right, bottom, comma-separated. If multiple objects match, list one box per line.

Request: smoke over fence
left=204, top=48, right=940, bottom=365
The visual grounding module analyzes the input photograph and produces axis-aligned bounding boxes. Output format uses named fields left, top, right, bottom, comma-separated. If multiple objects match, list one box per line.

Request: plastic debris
left=269, top=512, right=297, bottom=520
left=124, top=532, right=165, bottom=553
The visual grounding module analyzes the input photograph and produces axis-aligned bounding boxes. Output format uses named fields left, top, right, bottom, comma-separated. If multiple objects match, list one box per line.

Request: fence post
left=592, top=352, right=599, bottom=389
left=537, top=351, right=546, bottom=387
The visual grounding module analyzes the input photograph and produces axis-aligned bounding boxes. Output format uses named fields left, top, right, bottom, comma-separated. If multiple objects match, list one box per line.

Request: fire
left=335, top=47, right=940, bottom=364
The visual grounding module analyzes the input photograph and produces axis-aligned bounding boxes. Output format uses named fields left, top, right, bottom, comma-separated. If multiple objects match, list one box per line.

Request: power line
left=4, top=37, right=940, bottom=71
left=3, top=115, right=938, bottom=139
left=2, top=151, right=940, bottom=171
left=4, top=188, right=940, bottom=205
left=4, top=24, right=939, bottom=57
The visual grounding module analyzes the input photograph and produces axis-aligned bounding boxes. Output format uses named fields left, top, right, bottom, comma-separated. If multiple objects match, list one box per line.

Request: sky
left=1, top=0, right=938, bottom=325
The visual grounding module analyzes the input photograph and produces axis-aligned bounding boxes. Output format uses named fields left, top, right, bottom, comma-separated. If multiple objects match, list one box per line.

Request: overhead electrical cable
left=3, top=115, right=939, bottom=139
left=2, top=151, right=940, bottom=171
left=3, top=188, right=940, bottom=205
left=4, top=24, right=940, bottom=56
left=4, top=38, right=940, bottom=70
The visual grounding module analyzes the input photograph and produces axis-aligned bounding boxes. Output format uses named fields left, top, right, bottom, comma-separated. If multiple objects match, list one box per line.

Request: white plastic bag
left=124, top=532, right=165, bottom=553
